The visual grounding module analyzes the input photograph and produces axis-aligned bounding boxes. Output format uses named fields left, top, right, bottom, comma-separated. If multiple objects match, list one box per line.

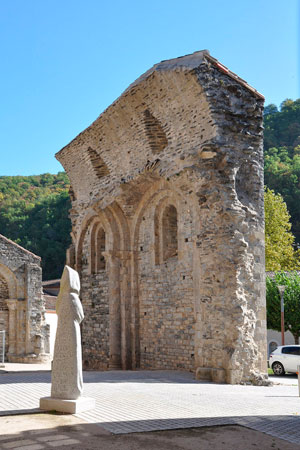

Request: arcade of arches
left=57, top=50, right=268, bottom=384
left=73, top=185, right=195, bottom=373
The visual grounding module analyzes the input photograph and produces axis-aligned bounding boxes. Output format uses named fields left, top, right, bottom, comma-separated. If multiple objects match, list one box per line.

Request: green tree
left=266, top=272, right=300, bottom=344
left=264, top=188, right=300, bottom=271
left=264, top=146, right=300, bottom=241
left=264, top=104, right=278, bottom=116
left=264, top=99, right=300, bottom=244
left=23, top=192, right=72, bottom=279
left=0, top=172, right=71, bottom=279
left=264, top=98, right=300, bottom=151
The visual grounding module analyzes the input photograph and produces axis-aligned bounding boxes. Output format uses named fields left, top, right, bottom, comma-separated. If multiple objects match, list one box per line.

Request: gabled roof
left=0, top=234, right=40, bottom=260
left=55, top=50, right=264, bottom=208
left=125, top=50, right=264, bottom=99
left=56, top=50, right=264, bottom=161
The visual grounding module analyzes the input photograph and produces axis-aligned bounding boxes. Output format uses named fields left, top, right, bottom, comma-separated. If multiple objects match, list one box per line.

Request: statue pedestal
left=40, top=396, right=95, bottom=414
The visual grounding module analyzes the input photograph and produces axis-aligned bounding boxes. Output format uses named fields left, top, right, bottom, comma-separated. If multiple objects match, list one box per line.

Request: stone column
left=66, top=244, right=76, bottom=269
left=130, top=250, right=140, bottom=370
left=6, top=299, right=17, bottom=358
left=16, top=301, right=26, bottom=356
left=119, top=251, right=132, bottom=370
left=103, top=251, right=122, bottom=369
left=25, top=263, right=42, bottom=355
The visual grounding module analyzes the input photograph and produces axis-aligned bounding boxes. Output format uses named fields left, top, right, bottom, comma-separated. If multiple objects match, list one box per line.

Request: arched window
left=90, top=224, right=106, bottom=273
left=96, top=228, right=106, bottom=271
left=162, top=205, right=178, bottom=262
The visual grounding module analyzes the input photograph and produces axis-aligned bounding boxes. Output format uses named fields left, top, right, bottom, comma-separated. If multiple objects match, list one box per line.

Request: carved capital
left=102, top=251, right=113, bottom=263
left=6, top=299, right=18, bottom=311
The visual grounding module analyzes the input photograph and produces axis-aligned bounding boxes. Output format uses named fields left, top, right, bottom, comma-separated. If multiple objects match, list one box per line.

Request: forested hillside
left=0, top=98, right=299, bottom=279
left=0, top=173, right=71, bottom=279
left=264, top=98, right=300, bottom=244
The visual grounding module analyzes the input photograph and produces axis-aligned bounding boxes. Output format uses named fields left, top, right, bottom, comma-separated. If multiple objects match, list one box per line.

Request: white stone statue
left=51, top=265, right=84, bottom=400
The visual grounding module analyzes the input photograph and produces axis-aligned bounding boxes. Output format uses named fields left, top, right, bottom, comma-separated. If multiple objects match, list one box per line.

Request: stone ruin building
left=56, top=50, right=267, bottom=384
left=0, top=234, right=50, bottom=362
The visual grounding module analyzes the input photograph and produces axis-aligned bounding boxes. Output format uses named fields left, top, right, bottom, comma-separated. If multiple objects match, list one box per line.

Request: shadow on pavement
left=0, top=413, right=299, bottom=450
left=0, top=370, right=205, bottom=385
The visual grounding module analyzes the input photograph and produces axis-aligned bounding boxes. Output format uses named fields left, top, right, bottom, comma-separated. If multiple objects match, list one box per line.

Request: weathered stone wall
left=0, top=234, right=50, bottom=362
left=137, top=188, right=195, bottom=370
left=80, top=228, right=110, bottom=369
left=56, top=51, right=267, bottom=383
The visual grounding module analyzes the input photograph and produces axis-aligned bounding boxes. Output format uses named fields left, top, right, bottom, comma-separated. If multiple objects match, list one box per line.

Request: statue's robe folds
left=51, top=266, right=84, bottom=400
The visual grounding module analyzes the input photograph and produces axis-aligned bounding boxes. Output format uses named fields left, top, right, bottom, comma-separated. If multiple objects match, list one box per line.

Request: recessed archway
left=0, top=263, right=18, bottom=358
left=131, top=181, right=196, bottom=370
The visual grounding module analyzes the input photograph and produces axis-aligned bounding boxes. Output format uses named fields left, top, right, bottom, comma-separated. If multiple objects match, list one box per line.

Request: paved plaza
left=1, top=369, right=300, bottom=445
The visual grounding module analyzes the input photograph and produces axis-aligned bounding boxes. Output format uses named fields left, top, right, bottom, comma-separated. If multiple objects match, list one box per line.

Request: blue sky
left=0, top=0, right=299, bottom=176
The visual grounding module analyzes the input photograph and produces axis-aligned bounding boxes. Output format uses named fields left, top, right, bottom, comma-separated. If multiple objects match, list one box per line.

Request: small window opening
left=96, top=228, right=106, bottom=271
left=162, top=205, right=178, bottom=261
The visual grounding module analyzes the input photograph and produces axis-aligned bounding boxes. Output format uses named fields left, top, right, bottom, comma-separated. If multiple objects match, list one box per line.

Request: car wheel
left=272, top=362, right=285, bottom=376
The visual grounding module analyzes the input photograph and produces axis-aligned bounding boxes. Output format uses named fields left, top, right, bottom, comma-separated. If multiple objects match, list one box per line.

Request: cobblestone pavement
left=1, top=370, right=300, bottom=445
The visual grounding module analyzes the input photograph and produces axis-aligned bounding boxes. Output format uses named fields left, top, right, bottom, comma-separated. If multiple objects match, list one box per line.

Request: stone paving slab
left=0, top=363, right=51, bottom=373
left=1, top=370, right=300, bottom=444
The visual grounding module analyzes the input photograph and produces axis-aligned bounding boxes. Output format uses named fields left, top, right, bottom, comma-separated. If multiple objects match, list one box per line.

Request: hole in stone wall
left=143, top=109, right=168, bottom=155
left=162, top=205, right=178, bottom=262
left=87, top=147, right=110, bottom=179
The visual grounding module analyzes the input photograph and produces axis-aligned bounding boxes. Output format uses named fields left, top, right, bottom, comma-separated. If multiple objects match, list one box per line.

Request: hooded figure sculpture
left=51, top=265, right=84, bottom=400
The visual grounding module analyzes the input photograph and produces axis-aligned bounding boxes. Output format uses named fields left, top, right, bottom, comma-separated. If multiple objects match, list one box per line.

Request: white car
left=269, top=345, right=300, bottom=376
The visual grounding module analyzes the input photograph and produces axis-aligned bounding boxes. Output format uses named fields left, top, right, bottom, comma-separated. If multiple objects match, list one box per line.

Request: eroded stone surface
left=56, top=50, right=267, bottom=383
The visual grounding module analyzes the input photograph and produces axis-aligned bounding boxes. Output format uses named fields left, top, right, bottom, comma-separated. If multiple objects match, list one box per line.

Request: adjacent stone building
left=56, top=50, right=267, bottom=383
left=0, top=234, right=50, bottom=362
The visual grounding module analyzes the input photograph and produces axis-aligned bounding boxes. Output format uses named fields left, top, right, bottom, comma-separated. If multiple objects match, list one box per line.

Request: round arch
left=90, top=222, right=106, bottom=273
left=130, top=180, right=198, bottom=369
left=76, top=209, right=114, bottom=273
left=0, top=263, right=18, bottom=299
